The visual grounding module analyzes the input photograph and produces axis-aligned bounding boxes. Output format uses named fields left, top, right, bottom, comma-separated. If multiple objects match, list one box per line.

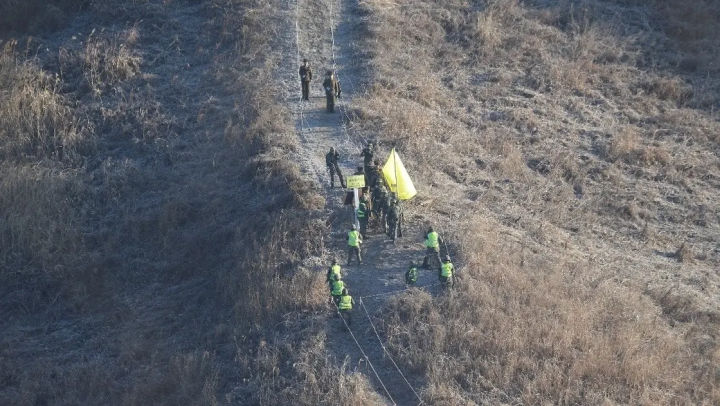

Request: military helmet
left=330, top=147, right=335, bottom=152
left=332, top=258, right=337, bottom=265
left=444, top=255, right=451, bottom=262
left=303, top=58, right=308, bottom=63
left=342, top=288, right=349, bottom=295
left=428, top=226, right=434, bottom=232
left=351, top=224, right=357, bottom=230
left=357, top=166, right=364, bottom=172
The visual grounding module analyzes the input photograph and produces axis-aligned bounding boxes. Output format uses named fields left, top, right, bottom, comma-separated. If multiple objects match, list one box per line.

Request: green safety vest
left=406, top=267, right=418, bottom=282
left=425, top=231, right=439, bottom=248
left=338, top=295, right=353, bottom=310
left=332, top=280, right=345, bottom=296
left=357, top=203, right=368, bottom=219
left=441, top=262, right=454, bottom=277
left=329, top=264, right=341, bottom=280
left=348, top=230, right=360, bottom=247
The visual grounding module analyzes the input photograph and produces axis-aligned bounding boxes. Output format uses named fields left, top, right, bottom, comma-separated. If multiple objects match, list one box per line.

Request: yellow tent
left=382, top=148, right=417, bottom=200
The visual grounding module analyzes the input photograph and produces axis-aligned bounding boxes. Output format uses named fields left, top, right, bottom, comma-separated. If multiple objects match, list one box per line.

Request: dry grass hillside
left=0, top=0, right=381, bottom=404
left=351, top=0, right=720, bottom=404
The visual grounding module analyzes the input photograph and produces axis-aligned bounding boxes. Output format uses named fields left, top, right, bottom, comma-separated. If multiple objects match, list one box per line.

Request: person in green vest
left=405, top=261, right=418, bottom=286
left=422, top=226, right=443, bottom=269
left=357, top=198, right=371, bottom=238
left=337, top=288, right=355, bottom=326
left=347, top=224, right=363, bottom=265
left=439, top=255, right=454, bottom=289
left=326, top=258, right=342, bottom=290
left=331, top=276, right=346, bottom=305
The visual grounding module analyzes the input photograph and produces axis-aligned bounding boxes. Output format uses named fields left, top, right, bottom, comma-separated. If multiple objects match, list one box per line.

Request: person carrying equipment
left=387, top=194, right=403, bottom=242
left=325, top=147, right=345, bottom=188
left=357, top=197, right=371, bottom=238
left=439, top=255, right=454, bottom=289
left=422, top=226, right=442, bottom=269
left=360, top=142, right=375, bottom=175
left=331, top=276, right=346, bottom=305
left=322, top=70, right=341, bottom=113
left=337, top=288, right=355, bottom=326
left=326, top=259, right=342, bottom=290
left=405, top=261, right=418, bottom=286
left=299, top=59, right=313, bottom=101
left=347, top=224, right=363, bottom=265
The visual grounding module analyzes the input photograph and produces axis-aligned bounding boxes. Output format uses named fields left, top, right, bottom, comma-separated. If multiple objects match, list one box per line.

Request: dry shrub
left=238, top=330, right=385, bottom=405
left=0, top=51, right=88, bottom=160
left=383, top=221, right=707, bottom=404
left=641, top=77, right=693, bottom=104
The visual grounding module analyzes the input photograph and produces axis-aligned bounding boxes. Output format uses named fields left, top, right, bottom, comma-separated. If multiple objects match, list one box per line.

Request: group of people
left=299, top=58, right=341, bottom=113
left=301, top=59, right=456, bottom=328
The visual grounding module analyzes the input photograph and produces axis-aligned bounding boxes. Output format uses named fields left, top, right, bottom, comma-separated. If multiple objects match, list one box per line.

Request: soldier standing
left=357, top=196, right=371, bottom=238
left=322, top=70, right=341, bottom=113
left=422, top=226, right=442, bottom=269
left=386, top=194, right=403, bottom=242
left=405, top=261, right=418, bottom=286
left=360, top=142, right=375, bottom=174
left=325, top=147, right=345, bottom=188
left=299, top=59, right=312, bottom=101
left=371, top=182, right=388, bottom=232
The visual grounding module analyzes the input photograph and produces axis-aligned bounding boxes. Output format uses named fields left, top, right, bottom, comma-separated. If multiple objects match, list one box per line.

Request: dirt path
left=278, top=0, right=438, bottom=404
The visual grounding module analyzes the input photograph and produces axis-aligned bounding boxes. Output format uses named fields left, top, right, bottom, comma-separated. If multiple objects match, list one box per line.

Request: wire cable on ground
left=360, top=298, right=424, bottom=405
left=334, top=302, right=396, bottom=405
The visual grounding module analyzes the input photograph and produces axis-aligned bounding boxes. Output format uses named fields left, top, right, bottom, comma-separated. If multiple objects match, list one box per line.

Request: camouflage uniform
left=322, top=72, right=341, bottom=113
left=325, top=147, right=345, bottom=188
left=360, top=144, right=375, bottom=175
left=387, top=197, right=403, bottom=242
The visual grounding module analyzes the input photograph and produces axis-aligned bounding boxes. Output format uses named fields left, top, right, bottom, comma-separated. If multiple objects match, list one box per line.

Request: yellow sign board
left=346, top=175, right=365, bottom=189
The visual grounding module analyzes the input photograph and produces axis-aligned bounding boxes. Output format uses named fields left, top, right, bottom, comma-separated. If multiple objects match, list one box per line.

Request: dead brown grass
left=354, top=0, right=720, bottom=403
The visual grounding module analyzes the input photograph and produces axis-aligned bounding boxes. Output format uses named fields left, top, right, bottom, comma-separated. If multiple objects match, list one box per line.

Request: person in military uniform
left=360, top=142, right=375, bottom=175
left=337, top=288, right=355, bottom=326
left=367, top=159, right=383, bottom=189
left=299, top=59, right=312, bottom=101
left=322, top=70, right=341, bottom=113
left=326, top=258, right=342, bottom=290
left=325, top=147, right=345, bottom=188
left=371, top=182, right=388, bottom=232
left=405, top=261, right=418, bottom=286
left=357, top=196, right=371, bottom=238
left=386, top=193, right=403, bottom=242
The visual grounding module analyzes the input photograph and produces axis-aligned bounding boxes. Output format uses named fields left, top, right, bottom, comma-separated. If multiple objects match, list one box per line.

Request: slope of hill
left=350, top=0, right=720, bottom=403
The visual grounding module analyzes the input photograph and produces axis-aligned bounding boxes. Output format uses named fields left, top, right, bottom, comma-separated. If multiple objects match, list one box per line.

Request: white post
left=353, top=188, right=360, bottom=230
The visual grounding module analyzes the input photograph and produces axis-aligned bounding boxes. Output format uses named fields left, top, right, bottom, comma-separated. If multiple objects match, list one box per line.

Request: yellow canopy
left=382, top=148, right=417, bottom=200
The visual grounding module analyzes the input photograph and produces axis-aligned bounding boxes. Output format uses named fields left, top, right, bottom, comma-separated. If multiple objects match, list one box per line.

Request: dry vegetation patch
left=354, top=0, right=720, bottom=403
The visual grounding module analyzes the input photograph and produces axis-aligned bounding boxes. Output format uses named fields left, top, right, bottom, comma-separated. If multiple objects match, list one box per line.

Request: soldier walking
left=337, top=288, right=355, bottom=326
left=299, top=59, right=312, bottom=101
left=357, top=197, right=371, bottom=238
left=325, top=147, right=345, bottom=188
left=439, top=256, right=455, bottom=290
left=347, top=224, right=363, bottom=265
left=422, top=226, right=442, bottom=269
left=322, top=70, right=341, bottom=113
left=326, top=258, right=342, bottom=290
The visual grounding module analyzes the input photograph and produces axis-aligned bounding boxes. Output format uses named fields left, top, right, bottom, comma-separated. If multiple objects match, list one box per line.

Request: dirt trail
left=276, top=0, right=441, bottom=404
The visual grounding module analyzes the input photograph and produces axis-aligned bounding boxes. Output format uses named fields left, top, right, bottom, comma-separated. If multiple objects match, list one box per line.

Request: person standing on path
left=326, top=258, right=342, bottom=290
left=357, top=197, right=371, bottom=238
left=331, top=276, right=346, bottom=305
left=422, top=226, right=443, bottom=269
left=347, top=224, right=363, bottom=265
left=322, top=70, right=341, bottom=113
left=326, top=147, right=345, bottom=188
left=439, top=255, right=454, bottom=289
left=337, top=288, right=355, bottom=326
left=387, top=194, right=403, bottom=242
left=360, top=142, right=375, bottom=175
left=299, top=59, right=312, bottom=101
